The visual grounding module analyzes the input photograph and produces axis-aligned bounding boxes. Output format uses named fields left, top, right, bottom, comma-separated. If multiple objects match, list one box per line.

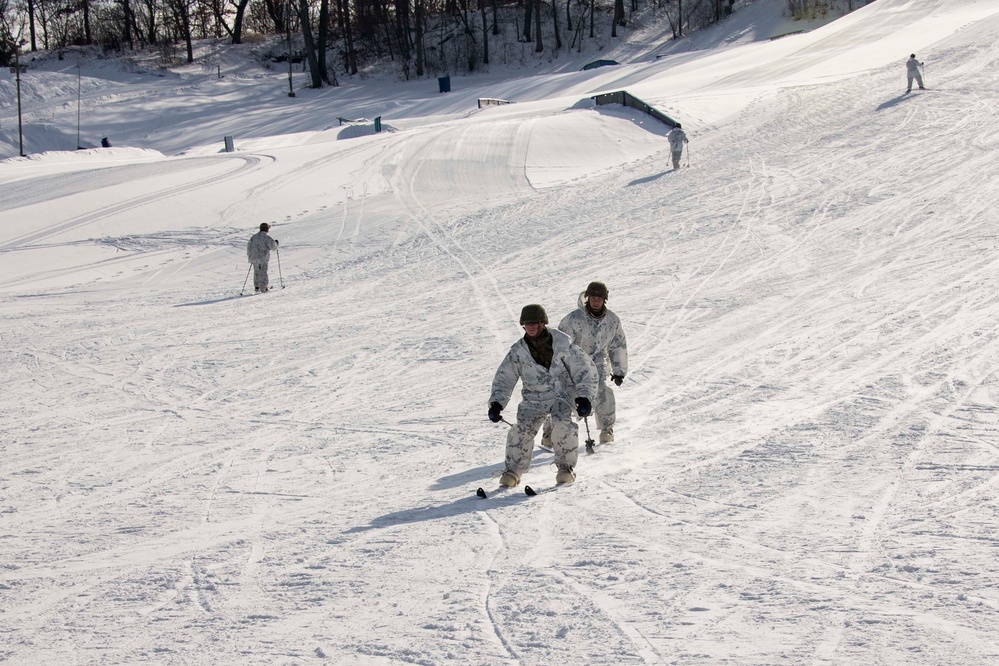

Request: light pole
left=77, top=62, right=82, bottom=149
left=286, top=0, right=296, bottom=97
left=14, top=41, right=24, bottom=157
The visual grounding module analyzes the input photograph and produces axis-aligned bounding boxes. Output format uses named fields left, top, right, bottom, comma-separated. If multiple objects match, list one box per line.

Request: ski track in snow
left=3, top=1, right=999, bottom=664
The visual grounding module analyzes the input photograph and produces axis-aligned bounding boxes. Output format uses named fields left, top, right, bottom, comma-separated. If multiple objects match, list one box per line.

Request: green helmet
left=519, top=304, right=548, bottom=325
left=585, top=281, right=609, bottom=300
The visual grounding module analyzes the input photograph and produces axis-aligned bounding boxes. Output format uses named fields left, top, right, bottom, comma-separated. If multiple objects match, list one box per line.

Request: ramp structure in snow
left=591, top=91, right=678, bottom=129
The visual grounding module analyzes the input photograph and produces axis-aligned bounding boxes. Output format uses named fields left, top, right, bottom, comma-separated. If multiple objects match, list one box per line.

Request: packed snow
left=2, top=0, right=999, bottom=663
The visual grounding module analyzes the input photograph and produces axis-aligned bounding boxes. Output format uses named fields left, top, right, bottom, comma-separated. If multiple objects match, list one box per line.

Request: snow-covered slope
left=2, top=0, right=999, bottom=663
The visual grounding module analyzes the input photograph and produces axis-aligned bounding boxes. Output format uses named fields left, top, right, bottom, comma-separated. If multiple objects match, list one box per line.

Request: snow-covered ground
left=3, top=0, right=999, bottom=663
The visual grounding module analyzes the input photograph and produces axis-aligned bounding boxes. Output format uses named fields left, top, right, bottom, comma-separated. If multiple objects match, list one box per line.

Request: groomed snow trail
left=2, top=2, right=999, bottom=664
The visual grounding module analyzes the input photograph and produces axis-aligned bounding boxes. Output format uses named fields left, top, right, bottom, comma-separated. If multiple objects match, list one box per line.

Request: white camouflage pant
left=592, top=380, right=616, bottom=430
left=907, top=72, right=924, bottom=90
left=506, top=398, right=578, bottom=475
left=252, top=261, right=270, bottom=291
left=543, top=377, right=615, bottom=439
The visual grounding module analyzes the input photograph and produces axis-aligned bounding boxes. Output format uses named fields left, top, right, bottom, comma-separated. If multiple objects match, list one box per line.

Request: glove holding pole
left=562, top=357, right=597, bottom=452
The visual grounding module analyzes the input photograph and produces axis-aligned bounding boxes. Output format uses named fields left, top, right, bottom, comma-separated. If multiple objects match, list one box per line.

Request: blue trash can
left=438, top=76, right=451, bottom=93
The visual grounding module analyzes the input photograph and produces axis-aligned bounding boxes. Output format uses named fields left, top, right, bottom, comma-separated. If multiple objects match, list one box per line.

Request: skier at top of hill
left=247, top=223, right=279, bottom=293
left=906, top=54, right=925, bottom=92
left=667, top=123, right=688, bottom=169
left=488, top=304, right=597, bottom=488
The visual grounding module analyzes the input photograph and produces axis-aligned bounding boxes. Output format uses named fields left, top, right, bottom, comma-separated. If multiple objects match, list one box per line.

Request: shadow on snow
left=174, top=294, right=249, bottom=307
left=627, top=170, right=674, bottom=186
left=876, top=92, right=917, bottom=111
left=345, top=448, right=558, bottom=533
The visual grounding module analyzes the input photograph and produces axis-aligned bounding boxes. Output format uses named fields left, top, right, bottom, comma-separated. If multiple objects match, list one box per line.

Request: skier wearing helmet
left=246, top=223, right=279, bottom=293
left=488, top=304, right=598, bottom=488
left=543, top=281, right=628, bottom=447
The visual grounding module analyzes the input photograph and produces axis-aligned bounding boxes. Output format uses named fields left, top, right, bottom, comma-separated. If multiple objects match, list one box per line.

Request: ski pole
left=559, top=357, right=596, bottom=452
left=239, top=264, right=251, bottom=295
left=582, top=416, right=596, bottom=454
left=685, top=143, right=690, bottom=168
left=276, top=246, right=285, bottom=289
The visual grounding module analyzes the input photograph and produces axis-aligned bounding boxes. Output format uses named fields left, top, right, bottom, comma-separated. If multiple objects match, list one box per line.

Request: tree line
left=1, top=0, right=744, bottom=86
left=785, top=0, right=871, bottom=21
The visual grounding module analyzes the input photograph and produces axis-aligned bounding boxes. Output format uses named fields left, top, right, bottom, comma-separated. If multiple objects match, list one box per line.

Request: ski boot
left=555, top=466, right=575, bottom=485
left=499, top=470, right=521, bottom=487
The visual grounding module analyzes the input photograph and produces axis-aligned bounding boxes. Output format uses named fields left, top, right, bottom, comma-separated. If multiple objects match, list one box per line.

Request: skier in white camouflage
left=488, top=304, right=598, bottom=487
left=906, top=54, right=925, bottom=92
left=246, top=223, right=279, bottom=293
left=543, top=281, right=628, bottom=447
left=667, top=123, right=688, bottom=169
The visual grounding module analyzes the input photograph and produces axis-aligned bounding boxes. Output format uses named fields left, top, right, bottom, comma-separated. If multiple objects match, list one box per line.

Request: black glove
left=611, top=375, right=624, bottom=387
left=274, top=239, right=279, bottom=245
left=575, top=397, right=592, bottom=417
left=488, top=402, right=503, bottom=423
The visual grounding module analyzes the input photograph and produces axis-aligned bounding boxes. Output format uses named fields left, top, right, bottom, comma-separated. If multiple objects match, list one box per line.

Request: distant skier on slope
left=488, top=304, right=598, bottom=488
left=247, top=223, right=279, bottom=293
left=667, top=123, right=689, bottom=169
left=542, top=281, right=628, bottom=447
left=906, top=54, right=925, bottom=92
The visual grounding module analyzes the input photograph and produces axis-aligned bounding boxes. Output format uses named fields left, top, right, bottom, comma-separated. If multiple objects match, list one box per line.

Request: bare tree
left=551, top=0, right=560, bottom=49
left=336, top=0, right=356, bottom=74
left=231, top=0, right=250, bottom=42
left=164, top=0, right=194, bottom=61
left=81, top=0, right=92, bottom=42
left=414, top=0, right=424, bottom=76
left=612, top=0, right=623, bottom=37
left=120, top=0, right=134, bottom=48
left=296, top=0, right=322, bottom=86
left=136, top=0, right=158, bottom=44
left=26, top=0, right=38, bottom=50
left=479, top=0, right=487, bottom=64
left=533, top=0, right=541, bottom=51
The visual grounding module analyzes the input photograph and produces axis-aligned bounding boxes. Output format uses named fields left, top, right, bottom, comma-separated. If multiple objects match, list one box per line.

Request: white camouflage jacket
left=668, top=127, right=688, bottom=152
left=247, top=231, right=277, bottom=263
left=489, top=328, right=597, bottom=409
left=558, top=294, right=628, bottom=378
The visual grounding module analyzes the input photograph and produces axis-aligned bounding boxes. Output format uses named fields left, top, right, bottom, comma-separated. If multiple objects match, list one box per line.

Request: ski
left=476, top=486, right=517, bottom=499
left=524, top=484, right=567, bottom=496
